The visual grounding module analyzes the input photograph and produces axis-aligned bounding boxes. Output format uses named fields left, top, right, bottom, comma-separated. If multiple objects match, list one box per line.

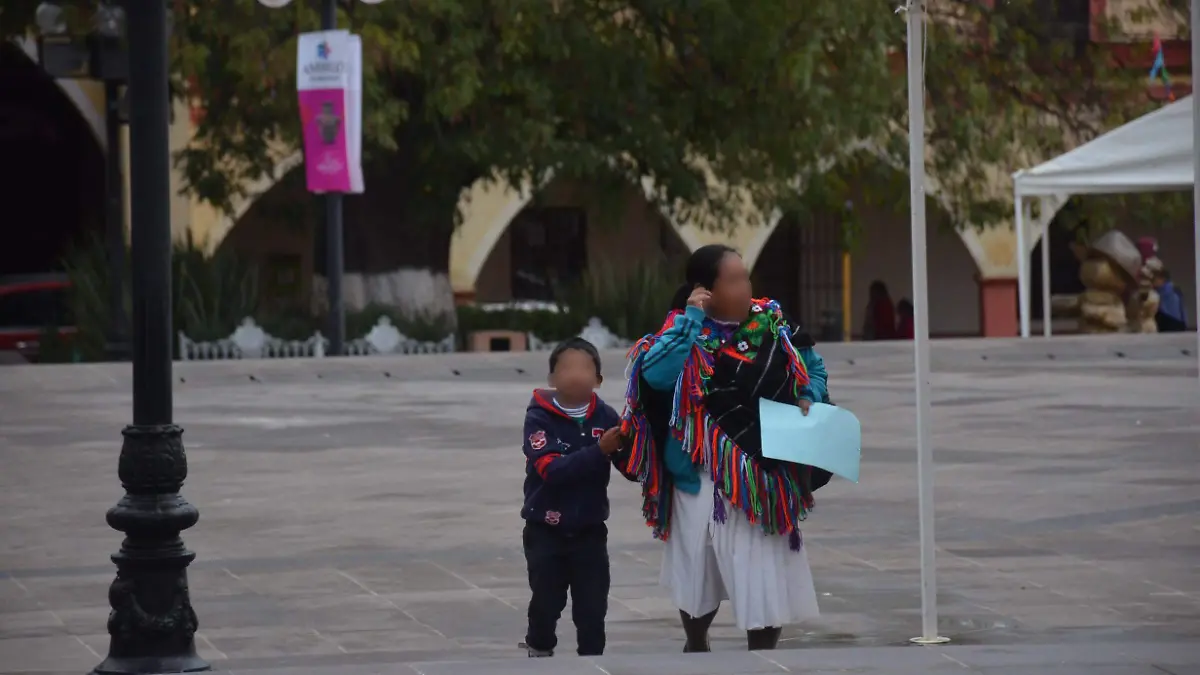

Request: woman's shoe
left=746, top=626, right=782, bottom=651
left=680, top=609, right=718, bottom=653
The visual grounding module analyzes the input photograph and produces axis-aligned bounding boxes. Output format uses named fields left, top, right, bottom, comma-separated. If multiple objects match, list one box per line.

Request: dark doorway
left=1030, top=201, right=1087, bottom=319
left=509, top=207, right=587, bottom=301
left=0, top=43, right=104, bottom=278
left=750, top=213, right=845, bottom=340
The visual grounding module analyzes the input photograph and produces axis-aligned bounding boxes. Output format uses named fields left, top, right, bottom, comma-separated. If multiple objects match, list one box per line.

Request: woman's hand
left=798, top=399, right=811, bottom=416
left=687, top=286, right=711, bottom=311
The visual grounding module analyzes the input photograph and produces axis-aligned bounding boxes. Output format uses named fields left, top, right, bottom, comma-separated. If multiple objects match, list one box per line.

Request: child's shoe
left=527, top=647, right=553, bottom=658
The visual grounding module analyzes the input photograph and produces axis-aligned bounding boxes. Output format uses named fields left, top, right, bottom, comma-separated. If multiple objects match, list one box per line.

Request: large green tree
left=776, top=0, right=1190, bottom=242
left=914, top=0, right=1190, bottom=230
left=5, top=0, right=903, bottom=319
left=2, top=0, right=1187, bottom=318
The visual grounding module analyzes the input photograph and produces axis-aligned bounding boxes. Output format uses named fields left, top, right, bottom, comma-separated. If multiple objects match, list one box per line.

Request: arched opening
left=750, top=211, right=847, bottom=340
left=0, top=42, right=104, bottom=277
left=473, top=175, right=690, bottom=303
left=216, top=166, right=315, bottom=316
left=1029, top=198, right=1087, bottom=323
left=751, top=158, right=980, bottom=339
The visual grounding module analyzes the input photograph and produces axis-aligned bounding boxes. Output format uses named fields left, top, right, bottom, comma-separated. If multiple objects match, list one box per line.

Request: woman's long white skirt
left=659, top=472, right=820, bottom=631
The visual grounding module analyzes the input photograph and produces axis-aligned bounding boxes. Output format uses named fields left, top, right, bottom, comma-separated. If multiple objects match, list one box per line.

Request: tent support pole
left=1041, top=206, right=1052, bottom=337
left=905, top=0, right=947, bottom=646
left=1015, top=188, right=1030, bottom=338
left=1192, top=0, right=1199, bottom=379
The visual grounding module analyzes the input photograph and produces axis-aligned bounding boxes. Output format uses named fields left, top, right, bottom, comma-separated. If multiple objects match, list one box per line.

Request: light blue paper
left=759, top=399, right=861, bottom=483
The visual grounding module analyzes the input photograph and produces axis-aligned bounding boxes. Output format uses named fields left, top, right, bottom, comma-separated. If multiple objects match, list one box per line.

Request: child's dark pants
left=523, top=521, right=610, bottom=656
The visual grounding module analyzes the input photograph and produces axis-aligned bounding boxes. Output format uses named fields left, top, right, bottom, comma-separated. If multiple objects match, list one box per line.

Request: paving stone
left=0, top=634, right=98, bottom=673
left=0, top=335, right=1198, bottom=674
left=974, top=668, right=1168, bottom=675
left=591, top=652, right=785, bottom=675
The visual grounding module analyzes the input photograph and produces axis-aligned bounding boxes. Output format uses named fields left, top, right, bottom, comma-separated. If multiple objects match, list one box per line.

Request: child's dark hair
left=549, top=337, right=603, bottom=377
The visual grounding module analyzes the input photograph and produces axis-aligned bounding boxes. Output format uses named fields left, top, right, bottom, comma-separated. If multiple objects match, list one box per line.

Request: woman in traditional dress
left=620, top=244, right=830, bottom=652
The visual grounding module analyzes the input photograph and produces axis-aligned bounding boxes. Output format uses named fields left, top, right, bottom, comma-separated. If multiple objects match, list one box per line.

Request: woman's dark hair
left=869, top=280, right=891, bottom=303
left=669, top=244, right=739, bottom=310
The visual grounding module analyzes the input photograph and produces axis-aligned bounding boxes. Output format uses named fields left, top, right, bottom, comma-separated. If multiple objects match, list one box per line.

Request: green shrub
left=62, top=233, right=261, bottom=360
left=561, top=257, right=678, bottom=340
left=172, top=235, right=260, bottom=342
left=455, top=304, right=584, bottom=344
left=258, top=306, right=321, bottom=341
left=62, top=231, right=123, bottom=361
left=36, top=325, right=80, bottom=364
left=345, top=303, right=454, bottom=343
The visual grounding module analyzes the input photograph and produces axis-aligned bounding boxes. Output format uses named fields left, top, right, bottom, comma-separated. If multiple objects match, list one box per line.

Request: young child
left=520, top=337, right=627, bottom=658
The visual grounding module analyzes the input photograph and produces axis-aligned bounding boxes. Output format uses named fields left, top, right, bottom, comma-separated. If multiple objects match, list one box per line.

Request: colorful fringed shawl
left=621, top=297, right=816, bottom=550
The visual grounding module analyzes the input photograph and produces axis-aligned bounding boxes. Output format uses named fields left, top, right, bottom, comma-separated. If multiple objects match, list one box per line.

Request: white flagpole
left=904, top=0, right=947, bottom=646
left=1041, top=213, right=1052, bottom=337
left=1015, top=188, right=1031, bottom=338
left=1192, top=0, right=1199, bottom=380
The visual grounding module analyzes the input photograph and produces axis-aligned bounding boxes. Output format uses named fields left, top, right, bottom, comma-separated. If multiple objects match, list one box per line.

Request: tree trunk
left=312, top=156, right=475, bottom=326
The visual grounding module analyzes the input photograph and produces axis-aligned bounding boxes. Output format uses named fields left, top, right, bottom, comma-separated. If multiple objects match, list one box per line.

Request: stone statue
left=1129, top=257, right=1162, bottom=334
left=1074, top=230, right=1159, bottom=334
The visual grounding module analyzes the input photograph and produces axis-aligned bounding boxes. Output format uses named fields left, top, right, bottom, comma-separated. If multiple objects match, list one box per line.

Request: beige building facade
left=10, top=25, right=1195, bottom=338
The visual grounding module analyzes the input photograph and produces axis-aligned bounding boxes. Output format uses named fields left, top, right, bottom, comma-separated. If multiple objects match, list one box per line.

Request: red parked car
left=0, top=274, right=76, bottom=363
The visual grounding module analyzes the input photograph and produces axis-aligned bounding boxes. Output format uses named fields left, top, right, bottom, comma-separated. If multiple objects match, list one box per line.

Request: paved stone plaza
left=1, top=334, right=1198, bottom=674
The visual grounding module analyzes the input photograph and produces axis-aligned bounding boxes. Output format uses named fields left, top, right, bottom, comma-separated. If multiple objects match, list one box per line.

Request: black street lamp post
left=322, top=5, right=346, bottom=358
left=77, top=0, right=209, bottom=672
left=35, top=2, right=130, bottom=362
left=320, top=0, right=346, bottom=357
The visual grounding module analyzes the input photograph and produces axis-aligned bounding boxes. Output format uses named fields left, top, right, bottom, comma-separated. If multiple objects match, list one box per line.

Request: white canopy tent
left=1012, top=95, right=1197, bottom=341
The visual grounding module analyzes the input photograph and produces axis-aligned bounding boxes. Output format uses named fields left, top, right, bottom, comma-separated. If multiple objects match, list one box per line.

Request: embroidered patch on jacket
left=591, top=427, right=605, bottom=438
left=544, top=511, right=562, bottom=525
left=529, top=430, right=547, bottom=450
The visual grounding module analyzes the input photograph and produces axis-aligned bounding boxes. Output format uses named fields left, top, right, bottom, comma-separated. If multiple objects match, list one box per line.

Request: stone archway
left=0, top=41, right=104, bottom=276
left=748, top=152, right=983, bottom=338
left=467, top=174, right=693, bottom=303
left=214, top=163, right=315, bottom=313
left=450, top=171, right=706, bottom=297
left=199, top=151, right=304, bottom=255
left=12, top=37, right=104, bottom=148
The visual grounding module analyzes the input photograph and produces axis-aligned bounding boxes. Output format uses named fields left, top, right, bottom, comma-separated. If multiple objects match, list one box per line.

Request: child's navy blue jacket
left=521, top=389, right=629, bottom=532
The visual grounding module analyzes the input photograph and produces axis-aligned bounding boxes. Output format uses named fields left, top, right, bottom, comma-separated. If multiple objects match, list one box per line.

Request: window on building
left=749, top=213, right=845, bottom=341
left=509, top=207, right=588, bottom=301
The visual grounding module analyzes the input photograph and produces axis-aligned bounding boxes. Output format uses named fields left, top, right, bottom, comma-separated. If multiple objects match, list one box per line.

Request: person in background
left=862, top=280, right=896, bottom=340
left=1136, top=236, right=1159, bottom=263
left=1153, top=268, right=1188, bottom=333
left=895, top=298, right=914, bottom=340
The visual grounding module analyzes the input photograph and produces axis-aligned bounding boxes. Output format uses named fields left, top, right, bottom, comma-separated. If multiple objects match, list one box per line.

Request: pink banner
left=298, top=89, right=352, bottom=193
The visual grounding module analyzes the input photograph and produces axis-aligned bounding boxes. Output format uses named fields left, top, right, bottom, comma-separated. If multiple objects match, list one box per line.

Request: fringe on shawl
left=620, top=299, right=818, bottom=546
left=619, top=311, right=680, bottom=540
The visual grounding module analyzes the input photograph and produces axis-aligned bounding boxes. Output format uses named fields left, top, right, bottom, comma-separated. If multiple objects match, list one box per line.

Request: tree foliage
left=782, top=0, right=1191, bottom=236
left=5, top=0, right=900, bottom=231
left=1, top=0, right=1188, bottom=246
left=916, top=0, right=1190, bottom=231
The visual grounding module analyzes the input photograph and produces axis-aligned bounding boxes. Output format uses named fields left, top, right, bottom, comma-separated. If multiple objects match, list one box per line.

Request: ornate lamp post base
left=91, top=425, right=210, bottom=675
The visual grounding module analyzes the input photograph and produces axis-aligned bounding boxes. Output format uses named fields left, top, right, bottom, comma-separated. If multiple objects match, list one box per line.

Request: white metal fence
left=178, top=316, right=624, bottom=361
left=178, top=317, right=455, bottom=361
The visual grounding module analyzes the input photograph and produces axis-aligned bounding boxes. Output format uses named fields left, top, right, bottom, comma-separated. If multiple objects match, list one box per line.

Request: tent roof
left=1013, top=96, right=1194, bottom=196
